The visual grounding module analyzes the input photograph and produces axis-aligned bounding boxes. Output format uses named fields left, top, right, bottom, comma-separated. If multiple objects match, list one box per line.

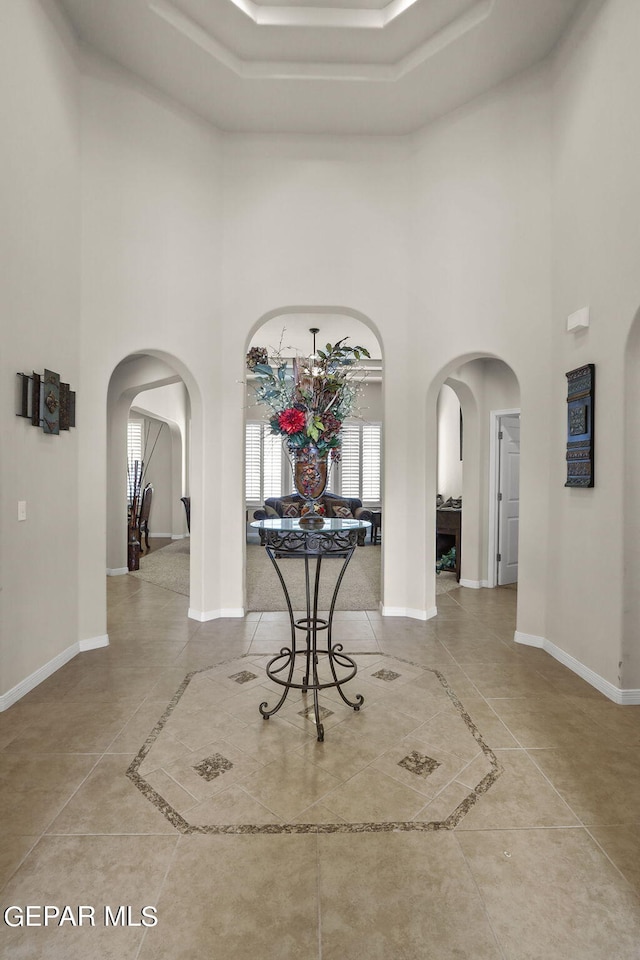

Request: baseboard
left=171, top=534, right=189, bottom=540
left=459, top=579, right=482, bottom=589
left=515, top=631, right=640, bottom=704
left=188, top=608, right=245, bottom=621
left=79, top=634, right=110, bottom=652
left=514, top=630, right=545, bottom=648
left=106, top=567, right=128, bottom=576
left=0, top=633, right=110, bottom=712
left=381, top=606, right=438, bottom=621
left=149, top=533, right=173, bottom=539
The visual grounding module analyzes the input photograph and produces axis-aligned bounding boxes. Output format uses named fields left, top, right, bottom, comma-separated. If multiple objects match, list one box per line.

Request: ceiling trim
left=149, top=0, right=492, bottom=81
left=225, top=0, right=420, bottom=30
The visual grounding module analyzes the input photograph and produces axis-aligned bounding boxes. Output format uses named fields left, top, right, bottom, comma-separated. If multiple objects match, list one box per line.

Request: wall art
left=565, top=363, right=594, bottom=487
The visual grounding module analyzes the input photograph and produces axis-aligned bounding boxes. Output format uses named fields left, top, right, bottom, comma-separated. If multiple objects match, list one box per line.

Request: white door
left=497, top=415, right=520, bottom=585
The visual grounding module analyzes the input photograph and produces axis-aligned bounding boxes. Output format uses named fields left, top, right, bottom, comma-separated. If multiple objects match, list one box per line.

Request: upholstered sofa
left=253, top=492, right=373, bottom=545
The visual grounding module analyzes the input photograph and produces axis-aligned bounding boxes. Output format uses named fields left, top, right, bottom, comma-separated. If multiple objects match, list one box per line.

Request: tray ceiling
left=58, top=0, right=586, bottom=135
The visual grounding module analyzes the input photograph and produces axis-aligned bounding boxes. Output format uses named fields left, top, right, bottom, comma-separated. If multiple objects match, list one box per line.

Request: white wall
left=0, top=0, right=81, bottom=702
left=437, top=385, right=462, bottom=500
left=413, top=65, right=553, bottom=629
left=6, top=0, right=640, bottom=705
left=79, top=51, right=223, bottom=628
left=550, top=0, right=640, bottom=690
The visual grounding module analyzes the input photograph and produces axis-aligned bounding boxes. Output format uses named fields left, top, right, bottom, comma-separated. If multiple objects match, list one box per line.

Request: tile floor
left=1, top=575, right=640, bottom=958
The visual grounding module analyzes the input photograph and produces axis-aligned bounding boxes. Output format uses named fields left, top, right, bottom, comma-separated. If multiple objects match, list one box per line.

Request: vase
left=293, top=445, right=328, bottom=528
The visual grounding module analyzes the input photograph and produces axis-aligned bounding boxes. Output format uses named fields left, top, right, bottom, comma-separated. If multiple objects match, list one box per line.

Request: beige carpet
left=129, top=539, right=190, bottom=595
left=129, top=539, right=459, bottom=607
left=245, top=543, right=381, bottom=611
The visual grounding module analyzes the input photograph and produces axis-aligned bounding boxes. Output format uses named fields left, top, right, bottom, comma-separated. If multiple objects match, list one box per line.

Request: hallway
left=1, top=579, right=639, bottom=958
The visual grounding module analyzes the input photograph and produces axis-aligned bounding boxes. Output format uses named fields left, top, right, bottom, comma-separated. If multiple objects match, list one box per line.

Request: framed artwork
left=565, top=363, right=595, bottom=487
left=16, top=370, right=76, bottom=434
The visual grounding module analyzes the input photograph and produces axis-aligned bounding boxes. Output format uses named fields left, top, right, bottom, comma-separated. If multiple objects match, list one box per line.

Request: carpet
left=129, top=540, right=460, bottom=607
left=245, top=543, right=381, bottom=611
left=129, top=539, right=190, bottom=595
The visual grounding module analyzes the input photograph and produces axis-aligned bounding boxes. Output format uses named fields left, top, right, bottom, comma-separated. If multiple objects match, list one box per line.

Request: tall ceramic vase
left=294, top=444, right=328, bottom=528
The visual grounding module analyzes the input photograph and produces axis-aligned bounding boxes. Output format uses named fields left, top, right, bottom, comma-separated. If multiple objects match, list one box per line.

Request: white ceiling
left=58, top=0, right=586, bottom=136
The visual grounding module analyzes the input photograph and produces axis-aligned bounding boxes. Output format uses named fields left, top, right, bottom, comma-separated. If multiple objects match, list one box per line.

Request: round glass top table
left=251, top=517, right=371, bottom=741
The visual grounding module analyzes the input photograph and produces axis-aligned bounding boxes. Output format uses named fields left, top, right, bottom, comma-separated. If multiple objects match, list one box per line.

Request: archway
left=243, top=308, right=384, bottom=613
left=428, top=354, right=521, bottom=605
left=106, top=351, right=202, bottom=614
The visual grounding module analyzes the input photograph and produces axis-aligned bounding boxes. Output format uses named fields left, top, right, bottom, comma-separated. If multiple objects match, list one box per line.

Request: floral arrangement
left=246, top=337, right=370, bottom=460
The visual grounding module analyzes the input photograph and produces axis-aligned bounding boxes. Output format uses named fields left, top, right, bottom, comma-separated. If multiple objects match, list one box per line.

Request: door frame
left=487, top=408, right=520, bottom=589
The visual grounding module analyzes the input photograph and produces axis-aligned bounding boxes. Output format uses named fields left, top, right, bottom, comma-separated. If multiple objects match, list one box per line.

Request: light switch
left=18, top=501, right=27, bottom=521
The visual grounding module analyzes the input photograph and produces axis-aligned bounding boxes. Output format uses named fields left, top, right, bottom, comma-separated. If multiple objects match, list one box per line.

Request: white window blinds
left=127, top=420, right=144, bottom=502
left=337, top=422, right=382, bottom=503
left=245, top=422, right=284, bottom=501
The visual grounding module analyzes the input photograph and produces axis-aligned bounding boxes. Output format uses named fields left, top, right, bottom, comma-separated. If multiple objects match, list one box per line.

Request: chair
left=181, top=496, right=191, bottom=532
left=137, top=483, right=153, bottom=552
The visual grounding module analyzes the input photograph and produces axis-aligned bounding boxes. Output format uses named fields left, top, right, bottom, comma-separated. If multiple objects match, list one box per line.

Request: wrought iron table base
left=256, top=525, right=366, bottom=742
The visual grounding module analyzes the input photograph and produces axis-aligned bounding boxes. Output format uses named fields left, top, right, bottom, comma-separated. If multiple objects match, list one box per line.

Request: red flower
left=278, top=408, right=306, bottom=435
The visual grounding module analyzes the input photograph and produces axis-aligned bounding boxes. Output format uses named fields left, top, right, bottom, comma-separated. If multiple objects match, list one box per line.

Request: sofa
left=253, top=492, right=373, bottom=545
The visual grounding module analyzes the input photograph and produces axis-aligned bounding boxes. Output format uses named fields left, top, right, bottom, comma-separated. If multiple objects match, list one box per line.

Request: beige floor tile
left=564, top=698, right=640, bottom=745
left=160, top=739, right=264, bottom=806
left=64, top=665, right=167, bottom=703
left=322, top=766, right=429, bottom=822
left=487, top=696, right=611, bottom=750
left=439, top=635, right=522, bottom=664
left=106, top=699, right=183, bottom=754
left=458, top=697, right=519, bottom=748
left=455, top=750, right=580, bottom=829
left=138, top=835, right=318, bottom=960
left=379, top=685, right=451, bottom=725
left=370, top=737, right=471, bottom=801
left=457, top=662, right=559, bottom=699
left=184, top=783, right=284, bottom=826
left=46, top=755, right=177, bottom=835
left=318, top=832, right=502, bottom=959
left=294, top=729, right=385, bottom=781
left=240, top=754, right=342, bottom=821
left=0, top=835, right=177, bottom=960
left=410, top=702, right=487, bottom=762
left=531, top=743, right=640, bottom=824
left=3, top=700, right=139, bottom=754
left=458, top=828, right=640, bottom=959
left=224, top=715, right=315, bottom=763
left=588, top=823, right=640, bottom=895
left=0, top=753, right=99, bottom=835
left=0, top=834, right=38, bottom=887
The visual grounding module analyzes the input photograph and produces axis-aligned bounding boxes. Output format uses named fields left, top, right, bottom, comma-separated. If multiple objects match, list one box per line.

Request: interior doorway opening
left=106, top=354, right=192, bottom=596
left=489, top=410, right=521, bottom=587
left=243, top=311, right=383, bottom=613
left=433, top=356, right=521, bottom=593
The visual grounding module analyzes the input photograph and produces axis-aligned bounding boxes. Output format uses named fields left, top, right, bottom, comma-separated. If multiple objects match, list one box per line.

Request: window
left=246, top=422, right=284, bottom=502
left=127, top=420, right=144, bottom=503
left=336, top=422, right=382, bottom=503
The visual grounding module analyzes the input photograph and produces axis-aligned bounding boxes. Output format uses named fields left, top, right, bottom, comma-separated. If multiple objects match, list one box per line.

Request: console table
left=436, top=507, right=461, bottom=581
left=251, top=517, right=370, bottom=741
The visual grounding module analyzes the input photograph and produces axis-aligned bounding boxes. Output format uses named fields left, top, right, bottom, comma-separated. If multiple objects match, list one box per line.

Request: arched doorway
left=106, top=351, right=200, bottom=611
left=430, top=355, right=521, bottom=600
left=243, top=309, right=383, bottom=613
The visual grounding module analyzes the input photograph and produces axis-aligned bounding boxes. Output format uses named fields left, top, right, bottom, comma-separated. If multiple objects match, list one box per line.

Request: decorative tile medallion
left=398, top=751, right=440, bottom=778
left=298, top=705, right=334, bottom=722
left=193, top=753, right=234, bottom=782
left=127, top=653, right=503, bottom=836
left=372, top=668, right=401, bottom=682
left=228, top=670, right=259, bottom=684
